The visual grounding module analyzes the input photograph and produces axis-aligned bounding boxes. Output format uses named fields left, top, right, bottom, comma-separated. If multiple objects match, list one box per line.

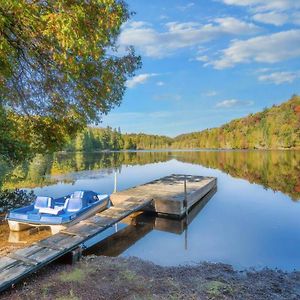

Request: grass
left=59, top=268, right=86, bottom=283
left=120, top=269, right=139, bottom=281
left=56, top=289, right=80, bottom=300
left=41, top=282, right=53, bottom=298
left=201, top=280, right=234, bottom=297
left=56, top=296, right=80, bottom=300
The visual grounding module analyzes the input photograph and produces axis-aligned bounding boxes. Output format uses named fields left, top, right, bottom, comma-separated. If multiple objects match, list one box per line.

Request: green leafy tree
left=0, top=0, right=141, bottom=159
left=0, top=105, right=30, bottom=162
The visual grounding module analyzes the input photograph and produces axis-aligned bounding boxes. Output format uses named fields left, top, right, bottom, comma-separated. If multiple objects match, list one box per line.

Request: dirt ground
left=1, top=255, right=300, bottom=300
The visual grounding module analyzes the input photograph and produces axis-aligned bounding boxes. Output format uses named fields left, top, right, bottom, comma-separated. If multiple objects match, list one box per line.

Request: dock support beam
left=69, top=246, right=83, bottom=264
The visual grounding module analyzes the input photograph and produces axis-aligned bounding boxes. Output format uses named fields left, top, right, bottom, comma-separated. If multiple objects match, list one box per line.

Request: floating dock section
left=0, top=174, right=216, bottom=293
left=111, top=174, right=217, bottom=217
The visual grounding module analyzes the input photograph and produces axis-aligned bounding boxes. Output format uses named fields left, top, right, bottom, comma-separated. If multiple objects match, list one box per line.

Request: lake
left=1, top=150, right=300, bottom=271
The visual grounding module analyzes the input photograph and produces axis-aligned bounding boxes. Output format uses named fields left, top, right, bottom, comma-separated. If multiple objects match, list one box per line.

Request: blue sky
left=101, top=0, right=300, bottom=137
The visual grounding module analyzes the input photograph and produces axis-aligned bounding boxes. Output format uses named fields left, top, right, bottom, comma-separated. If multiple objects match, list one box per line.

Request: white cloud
left=177, top=2, right=195, bottom=11
left=129, top=21, right=151, bottom=29
left=222, top=0, right=300, bottom=12
left=213, top=17, right=259, bottom=34
left=258, top=71, right=300, bottom=84
left=253, top=12, right=289, bottom=26
left=222, top=0, right=300, bottom=25
left=252, top=11, right=300, bottom=26
left=159, top=15, right=169, bottom=20
left=196, top=55, right=209, bottom=62
left=203, top=91, right=218, bottom=97
left=119, top=18, right=259, bottom=58
left=256, top=68, right=274, bottom=73
left=211, top=29, right=300, bottom=69
left=216, top=99, right=254, bottom=108
left=156, top=81, right=165, bottom=86
left=126, top=73, right=158, bottom=88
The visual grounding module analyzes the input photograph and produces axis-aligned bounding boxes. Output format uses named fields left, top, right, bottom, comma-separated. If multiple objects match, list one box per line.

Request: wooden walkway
left=111, top=174, right=217, bottom=217
left=0, top=197, right=151, bottom=293
left=0, top=174, right=217, bottom=293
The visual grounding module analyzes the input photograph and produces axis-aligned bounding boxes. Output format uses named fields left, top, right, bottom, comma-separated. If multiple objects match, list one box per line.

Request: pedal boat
left=6, top=191, right=110, bottom=234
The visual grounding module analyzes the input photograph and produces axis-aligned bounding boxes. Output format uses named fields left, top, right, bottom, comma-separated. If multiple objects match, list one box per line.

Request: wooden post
left=70, top=246, right=83, bottom=264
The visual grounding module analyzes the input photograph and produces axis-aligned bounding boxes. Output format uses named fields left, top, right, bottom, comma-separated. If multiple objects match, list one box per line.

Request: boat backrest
left=70, top=191, right=84, bottom=199
left=65, top=197, right=88, bottom=213
left=63, top=198, right=70, bottom=209
left=34, top=197, right=54, bottom=210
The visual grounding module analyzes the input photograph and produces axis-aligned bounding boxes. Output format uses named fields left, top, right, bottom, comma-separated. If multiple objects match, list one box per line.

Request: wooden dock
left=86, top=187, right=217, bottom=257
left=0, top=174, right=216, bottom=293
left=111, top=174, right=217, bottom=217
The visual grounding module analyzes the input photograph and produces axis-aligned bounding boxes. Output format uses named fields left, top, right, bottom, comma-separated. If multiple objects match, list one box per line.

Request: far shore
left=57, top=147, right=300, bottom=155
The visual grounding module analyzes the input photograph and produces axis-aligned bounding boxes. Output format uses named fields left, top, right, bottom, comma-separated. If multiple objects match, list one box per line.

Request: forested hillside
left=64, top=96, right=300, bottom=152
left=123, top=133, right=173, bottom=150
left=173, top=95, right=300, bottom=149
left=64, top=127, right=172, bottom=151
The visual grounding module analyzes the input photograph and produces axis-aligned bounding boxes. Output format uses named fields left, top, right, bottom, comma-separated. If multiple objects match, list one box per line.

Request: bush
left=0, top=189, right=36, bottom=213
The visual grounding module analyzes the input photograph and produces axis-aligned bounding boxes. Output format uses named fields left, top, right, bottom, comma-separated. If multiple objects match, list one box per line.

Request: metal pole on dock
left=184, top=176, right=188, bottom=216
left=114, top=171, right=117, bottom=193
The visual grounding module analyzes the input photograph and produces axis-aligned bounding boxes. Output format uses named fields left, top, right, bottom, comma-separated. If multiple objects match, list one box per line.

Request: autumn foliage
left=173, top=95, right=300, bottom=150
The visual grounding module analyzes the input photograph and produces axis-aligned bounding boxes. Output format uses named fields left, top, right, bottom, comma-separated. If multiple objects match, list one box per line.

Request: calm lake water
left=1, top=150, right=300, bottom=271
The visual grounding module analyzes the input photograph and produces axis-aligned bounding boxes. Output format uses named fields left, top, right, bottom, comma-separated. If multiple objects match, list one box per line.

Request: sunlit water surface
left=1, top=150, right=300, bottom=271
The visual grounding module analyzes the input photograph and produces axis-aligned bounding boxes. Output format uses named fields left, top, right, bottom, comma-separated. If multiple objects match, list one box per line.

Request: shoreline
left=57, top=148, right=300, bottom=155
left=2, top=255, right=300, bottom=299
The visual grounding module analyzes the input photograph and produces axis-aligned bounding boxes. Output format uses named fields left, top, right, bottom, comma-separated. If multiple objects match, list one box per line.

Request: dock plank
left=29, top=248, right=60, bottom=263
left=62, top=223, right=104, bottom=238
left=0, top=263, right=32, bottom=285
left=13, top=245, right=42, bottom=257
left=0, top=257, right=17, bottom=271
left=37, top=234, right=84, bottom=250
left=114, top=201, right=148, bottom=211
left=99, top=208, right=131, bottom=219
left=81, top=215, right=116, bottom=227
left=7, top=254, right=39, bottom=266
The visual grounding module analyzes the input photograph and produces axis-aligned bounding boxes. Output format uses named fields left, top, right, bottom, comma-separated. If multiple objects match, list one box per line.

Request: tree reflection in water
left=1, top=150, right=300, bottom=200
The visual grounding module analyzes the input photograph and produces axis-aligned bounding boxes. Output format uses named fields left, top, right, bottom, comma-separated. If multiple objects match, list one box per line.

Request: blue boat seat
left=34, top=197, right=54, bottom=210
left=70, top=191, right=84, bottom=199
left=65, top=197, right=88, bottom=213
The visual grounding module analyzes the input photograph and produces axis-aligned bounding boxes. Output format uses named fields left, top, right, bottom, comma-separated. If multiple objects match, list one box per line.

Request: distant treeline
left=64, top=127, right=173, bottom=151
left=64, top=95, right=300, bottom=152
